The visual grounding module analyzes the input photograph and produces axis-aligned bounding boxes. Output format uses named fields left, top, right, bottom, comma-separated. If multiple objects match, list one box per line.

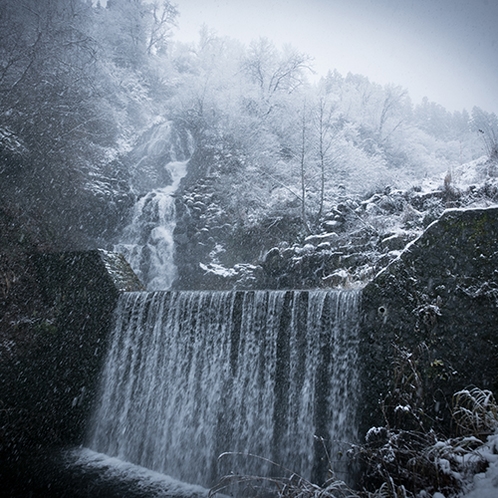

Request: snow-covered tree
left=241, top=37, right=313, bottom=116
left=471, top=106, right=498, bottom=161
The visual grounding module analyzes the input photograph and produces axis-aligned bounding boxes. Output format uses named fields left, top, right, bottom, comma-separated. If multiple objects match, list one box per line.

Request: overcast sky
left=172, top=0, right=498, bottom=114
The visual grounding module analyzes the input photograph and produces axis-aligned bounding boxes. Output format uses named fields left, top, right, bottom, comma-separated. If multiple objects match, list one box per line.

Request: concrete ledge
left=14, top=250, right=144, bottom=447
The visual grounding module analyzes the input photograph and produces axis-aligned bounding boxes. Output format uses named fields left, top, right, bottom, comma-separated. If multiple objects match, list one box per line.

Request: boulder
left=304, top=232, right=340, bottom=246
left=359, top=207, right=498, bottom=435
left=322, top=220, right=342, bottom=232
left=263, top=247, right=283, bottom=276
left=380, top=231, right=416, bottom=252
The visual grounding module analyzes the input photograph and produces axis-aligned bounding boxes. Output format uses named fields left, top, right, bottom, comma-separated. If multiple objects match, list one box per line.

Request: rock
left=340, top=252, right=369, bottom=268
left=380, top=232, right=415, bottom=252
left=402, top=203, right=423, bottom=224
left=281, top=247, right=295, bottom=259
left=304, top=232, right=340, bottom=246
left=316, top=242, right=331, bottom=251
left=322, top=269, right=349, bottom=287
left=263, top=247, right=283, bottom=276
left=302, top=243, right=316, bottom=253
left=361, top=193, right=382, bottom=206
left=350, top=227, right=377, bottom=245
left=359, top=206, right=498, bottom=435
left=409, top=190, right=444, bottom=211
left=322, top=220, right=342, bottom=232
left=365, top=202, right=383, bottom=215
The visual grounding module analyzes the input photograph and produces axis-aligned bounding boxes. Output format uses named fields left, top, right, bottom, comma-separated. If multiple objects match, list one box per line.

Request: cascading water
left=114, top=121, right=191, bottom=290
left=92, top=119, right=361, bottom=492
left=87, top=289, right=360, bottom=489
left=114, top=161, right=187, bottom=290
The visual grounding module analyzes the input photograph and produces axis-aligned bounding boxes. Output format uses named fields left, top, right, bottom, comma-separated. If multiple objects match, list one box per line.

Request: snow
left=416, top=156, right=498, bottom=199
left=304, top=232, right=340, bottom=246
left=66, top=448, right=213, bottom=497
left=0, top=126, right=26, bottom=154
left=452, top=156, right=491, bottom=187
left=459, top=433, right=498, bottom=498
left=444, top=204, right=498, bottom=214
left=200, top=262, right=236, bottom=277
left=365, top=426, right=385, bottom=439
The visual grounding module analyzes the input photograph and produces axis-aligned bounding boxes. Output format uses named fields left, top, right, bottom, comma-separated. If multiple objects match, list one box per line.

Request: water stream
left=95, top=122, right=361, bottom=491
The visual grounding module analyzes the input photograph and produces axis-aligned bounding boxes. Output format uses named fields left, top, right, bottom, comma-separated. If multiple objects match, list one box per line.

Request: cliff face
left=172, top=157, right=498, bottom=291
left=359, top=207, right=498, bottom=435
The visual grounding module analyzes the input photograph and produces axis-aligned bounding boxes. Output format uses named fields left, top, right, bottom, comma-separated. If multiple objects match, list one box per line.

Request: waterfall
left=114, top=160, right=187, bottom=290
left=114, top=121, right=191, bottom=290
left=87, top=290, right=360, bottom=488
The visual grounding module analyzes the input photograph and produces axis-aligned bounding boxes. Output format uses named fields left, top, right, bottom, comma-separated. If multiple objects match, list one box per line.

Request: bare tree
left=299, top=101, right=308, bottom=231
left=146, top=0, right=178, bottom=55
left=378, top=84, right=408, bottom=141
left=315, top=95, right=338, bottom=218
left=241, top=38, right=313, bottom=114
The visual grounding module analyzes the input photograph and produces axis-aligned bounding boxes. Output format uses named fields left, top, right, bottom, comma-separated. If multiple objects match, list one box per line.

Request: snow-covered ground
left=459, top=433, right=498, bottom=498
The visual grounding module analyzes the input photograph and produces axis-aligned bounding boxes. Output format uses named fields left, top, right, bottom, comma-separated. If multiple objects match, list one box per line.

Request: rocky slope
left=172, top=155, right=498, bottom=290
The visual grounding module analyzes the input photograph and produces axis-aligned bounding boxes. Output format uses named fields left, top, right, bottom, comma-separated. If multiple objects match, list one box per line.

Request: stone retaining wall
left=11, top=250, right=143, bottom=447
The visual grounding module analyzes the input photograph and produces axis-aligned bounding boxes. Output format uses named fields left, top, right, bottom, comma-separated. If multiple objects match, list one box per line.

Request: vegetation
left=1, top=0, right=497, bottom=253
left=1, top=3, right=498, bottom=495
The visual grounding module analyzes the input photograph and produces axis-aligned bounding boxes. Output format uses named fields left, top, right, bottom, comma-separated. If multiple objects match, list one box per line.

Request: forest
left=2, top=1, right=498, bottom=498
left=1, top=0, right=497, bottom=256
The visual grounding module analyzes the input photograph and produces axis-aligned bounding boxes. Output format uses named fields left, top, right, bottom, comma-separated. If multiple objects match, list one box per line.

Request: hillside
left=172, top=154, right=498, bottom=290
left=1, top=1, right=497, bottom=271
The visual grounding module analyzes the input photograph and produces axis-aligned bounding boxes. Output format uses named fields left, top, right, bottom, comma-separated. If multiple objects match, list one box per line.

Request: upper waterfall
left=114, top=160, right=187, bottom=290
left=114, top=121, right=191, bottom=290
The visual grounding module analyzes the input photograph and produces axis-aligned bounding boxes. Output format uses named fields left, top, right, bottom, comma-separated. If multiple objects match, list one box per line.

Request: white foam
left=67, top=447, right=211, bottom=497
